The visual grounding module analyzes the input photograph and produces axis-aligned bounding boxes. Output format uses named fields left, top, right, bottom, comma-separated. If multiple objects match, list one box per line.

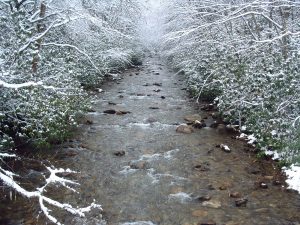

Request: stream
left=1, top=56, right=300, bottom=225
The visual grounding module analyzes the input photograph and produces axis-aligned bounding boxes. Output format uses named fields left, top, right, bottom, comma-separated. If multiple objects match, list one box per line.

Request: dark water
left=1, top=56, right=300, bottom=225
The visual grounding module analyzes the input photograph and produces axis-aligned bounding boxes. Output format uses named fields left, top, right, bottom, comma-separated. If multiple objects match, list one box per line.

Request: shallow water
left=1, top=56, right=300, bottom=225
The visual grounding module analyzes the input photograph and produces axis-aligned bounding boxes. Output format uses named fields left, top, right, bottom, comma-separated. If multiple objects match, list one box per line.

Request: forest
left=0, top=0, right=300, bottom=224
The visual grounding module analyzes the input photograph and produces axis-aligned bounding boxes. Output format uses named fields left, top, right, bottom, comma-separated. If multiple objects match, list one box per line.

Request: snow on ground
left=237, top=133, right=300, bottom=193
left=284, top=165, right=300, bottom=193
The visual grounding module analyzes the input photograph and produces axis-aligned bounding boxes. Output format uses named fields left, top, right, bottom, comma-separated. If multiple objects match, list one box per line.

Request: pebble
left=198, top=221, right=216, bottom=225
left=129, top=161, right=148, bottom=170
left=114, top=151, right=125, bottom=157
left=202, top=200, right=221, bottom=209
left=229, top=192, right=242, bottom=198
left=103, top=109, right=116, bottom=114
left=235, top=198, right=248, bottom=207
left=153, top=82, right=162, bottom=86
left=192, top=120, right=205, bottom=129
left=194, top=163, right=210, bottom=172
left=176, top=125, right=194, bottom=134
left=85, top=119, right=93, bottom=125
left=149, top=107, right=159, bottom=110
left=184, top=114, right=202, bottom=123
left=192, top=210, right=208, bottom=217
left=196, top=195, right=211, bottom=202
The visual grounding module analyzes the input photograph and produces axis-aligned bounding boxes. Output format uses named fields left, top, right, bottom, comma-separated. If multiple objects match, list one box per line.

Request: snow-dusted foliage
left=0, top=0, right=141, bottom=223
left=162, top=0, right=300, bottom=164
left=0, top=0, right=142, bottom=149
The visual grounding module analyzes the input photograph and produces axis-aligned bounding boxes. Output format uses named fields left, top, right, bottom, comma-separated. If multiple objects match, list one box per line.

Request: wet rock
left=263, top=175, right=274, bottom=181
left=153, top=89, right=161, bottom=92
left=217, top=144, right=231, bottom=153
left=149, top=107, right=159, bottom=110
left=161, top=96, right=166, bottom=99
left=108, top=102, right=117, bottom=105
left=129, top=161, right=148, bottom=170
left=154, top=72, right=160, bottom=75
left=143, top=83, right=150, bottom=86
left=192, top=210, right=208, bottom=217
left=202, top=200, right=221, bottom=209
left=85, top=119, right=93, bottom=125
left=196, top=195, right=211, bottom=202
left=235, top=198, right=248, bottom=207
left=87, top=108, right=96, bottom=112
left=229, top=192, right=242, bottom=198
left=246, top=166, right=261, bottom=175
left=181, top=88, right=187, bottom=90
left=153, top=82, right=162, bottom=86
left=114, top=151, right=125, bottom=157
left=136, top=93, right=145, bottom=96
left=192, top=120, right=205, bottom=129
left=103, top=109, right=116, bottom=114
left=116, top=110, right=131, bottom=115
left=118, top=95, right=124, bottom=98
left=184, top=114, right=202, bottom=123
left=198, top=221, right=216, bottom=225
left=176, top=125, right=194, bottom=134
left=255, top=181, right=269, bottom=189
left=194, top=163, right=210, bottom=172
left=219, top=185, right=228, bottom=190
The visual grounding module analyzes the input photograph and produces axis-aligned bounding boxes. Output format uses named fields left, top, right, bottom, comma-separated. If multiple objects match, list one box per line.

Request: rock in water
left=114, top=151, right=125, bottom=157
left=229, top=192, right=242, bottom=198
left=192, top=120, right=205, bottom=129
left=220, top=144, right=231, bottom=153
left=176, top=125, right=194, bottom=134
left=104, top=109, right=116, bottom=114
left=198, top=221, right=216, bottom=225
left=192, top=210, right=208, bottom=217
left=129, top=160, right=148, bottom=169
left=202, top=200, right=221, bottom=208
left=235, top=198, right=248, bottom=207
left=184, top=114, right=202, bottom=123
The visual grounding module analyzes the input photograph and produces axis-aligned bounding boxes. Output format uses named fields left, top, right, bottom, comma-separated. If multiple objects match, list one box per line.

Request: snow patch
left=284, top=165, right=300, bottom=193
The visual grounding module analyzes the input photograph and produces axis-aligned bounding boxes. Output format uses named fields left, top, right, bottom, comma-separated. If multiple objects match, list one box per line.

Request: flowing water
left=1, top=56, right=300, bottom=225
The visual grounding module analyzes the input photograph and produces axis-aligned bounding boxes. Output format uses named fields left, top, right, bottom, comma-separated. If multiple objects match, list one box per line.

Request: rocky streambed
left=1, top=56, right=300, bottom=225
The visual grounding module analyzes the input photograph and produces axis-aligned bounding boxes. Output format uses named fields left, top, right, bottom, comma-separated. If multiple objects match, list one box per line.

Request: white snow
left=284, top=165, right=300, bottom=193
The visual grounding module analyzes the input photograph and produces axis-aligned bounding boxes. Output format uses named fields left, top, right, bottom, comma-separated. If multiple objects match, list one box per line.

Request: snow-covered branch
left=0, top=164, right=102, bottom=225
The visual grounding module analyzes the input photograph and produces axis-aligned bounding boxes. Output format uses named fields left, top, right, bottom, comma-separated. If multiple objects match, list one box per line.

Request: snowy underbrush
left=162, top=0, right=300, bottom=192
